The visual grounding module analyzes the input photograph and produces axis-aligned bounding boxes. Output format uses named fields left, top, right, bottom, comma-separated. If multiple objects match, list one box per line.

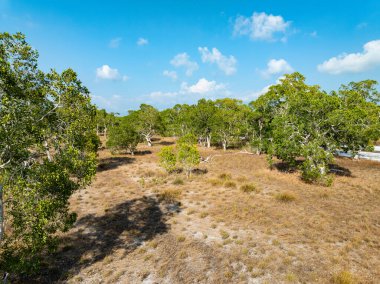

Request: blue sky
left=1, top=0, right=380, bottom=114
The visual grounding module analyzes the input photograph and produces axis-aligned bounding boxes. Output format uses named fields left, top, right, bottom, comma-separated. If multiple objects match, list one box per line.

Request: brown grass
left=30, top=136, right=380, bottom=284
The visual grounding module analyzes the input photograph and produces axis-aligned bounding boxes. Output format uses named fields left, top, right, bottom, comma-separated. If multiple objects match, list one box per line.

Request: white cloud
left=234, top=12, right=291, bottom=41
left=109, top=37, right=122, bottom=48
left=261, top=59, right=293, bottom=77
left=181, top=78, right=225, bottom=94
left=96, top=65, right=120, bottom=80
left=198, top=47, right=237, bottom=75
left=96, top=65, right=129, bottom=81
left=137, top=37, right=149, bottom=46
left=163, top=70, right=178, bottom=80
left=170, top=53, right=199, bottom=76
left=317, top=40, right=380, bottom=74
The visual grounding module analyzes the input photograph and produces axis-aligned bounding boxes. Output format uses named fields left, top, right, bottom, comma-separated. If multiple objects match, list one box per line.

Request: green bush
left=158, top=146, right=177, bottom=173
left=177, top=143, right=200, bottom=178
left=177, top=133, right=198, bottom=145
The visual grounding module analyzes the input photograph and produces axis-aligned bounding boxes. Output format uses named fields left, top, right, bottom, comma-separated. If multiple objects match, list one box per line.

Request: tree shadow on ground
left=328, top=164, right=352, bottom=177
left=97, top=156, right=135, bottom=172
left=134, top=150, right=152, bottom=155
left=27, top=196, right=179, bottom=283
left=157, top=141, right=175, bottom=146
left=273, top=161, right=352, bottom=177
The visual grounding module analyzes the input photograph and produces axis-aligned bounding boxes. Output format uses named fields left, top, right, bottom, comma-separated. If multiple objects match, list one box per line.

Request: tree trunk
left=146, top=136, right=152, bottom=147
left=222, top=140, right=227, bottom=151
left=206, top=135, right=211, bottom=148
left=96, top=124, right=99, bottom=136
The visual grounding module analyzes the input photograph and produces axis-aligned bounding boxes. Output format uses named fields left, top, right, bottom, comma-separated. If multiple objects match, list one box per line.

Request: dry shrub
left=224, top=181, right=237, bottom=188
left=208, top=179, right=223, bottom=186
left=218, top=173, right=232, bottom=180
left=332, top=270, right=356, bottom=284
left=275, top=192, right=296, bottom=202
left=240, top=183, right=258, bottom=193
left=172, top=177, right=184, bottom=185
left=158, top=188, right=182, bottom=203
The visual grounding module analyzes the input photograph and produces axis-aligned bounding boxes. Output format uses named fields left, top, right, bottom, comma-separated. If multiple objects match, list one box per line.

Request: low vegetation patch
left=332, top=270, right=356, bottom=284
left=224, top=181, right=237, bottom=188
left=158, top=188, right=182, bottom=203
left=240, top=183, right=258, bottom=193
left=275, top=192, right=296, bottom=202
left=218, top=173, right=232, bottom=180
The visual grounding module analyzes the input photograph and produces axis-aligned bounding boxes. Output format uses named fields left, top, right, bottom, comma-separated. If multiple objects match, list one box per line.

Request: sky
left=1, top=0, right=380, bottom=114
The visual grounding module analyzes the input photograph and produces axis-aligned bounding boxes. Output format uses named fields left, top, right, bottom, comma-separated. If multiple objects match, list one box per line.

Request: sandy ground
left=35, top=137, right=380, bottom=283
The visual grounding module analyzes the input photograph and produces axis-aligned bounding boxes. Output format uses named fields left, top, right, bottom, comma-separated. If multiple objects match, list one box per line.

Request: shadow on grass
left=273, top=161, right=352, bottom=177
left=28, top=196, right=179, bottom=283
left=97, top=156, right=136, bottom=172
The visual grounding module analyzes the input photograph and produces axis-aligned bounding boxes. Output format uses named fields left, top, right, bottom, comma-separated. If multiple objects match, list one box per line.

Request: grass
left=224, top=181, right=237, bottom=188
left=239, top=183, right=258, bottom=193
left=172, top=177, right=184, bottom=185
left=45, top=136, right=380, bottom=284
left=332, top=271, right=356, bottom=284
left=275, top=191, right=296, bottom=202
left=158, top=188, right=182, bottom=203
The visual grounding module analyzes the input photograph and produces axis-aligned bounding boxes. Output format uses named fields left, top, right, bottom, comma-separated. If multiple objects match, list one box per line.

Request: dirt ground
left=37, top=137, right=380, bottom=283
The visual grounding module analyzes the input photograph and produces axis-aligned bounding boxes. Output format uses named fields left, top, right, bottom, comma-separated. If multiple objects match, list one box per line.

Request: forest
left=1, top=33, right=380, bottom=283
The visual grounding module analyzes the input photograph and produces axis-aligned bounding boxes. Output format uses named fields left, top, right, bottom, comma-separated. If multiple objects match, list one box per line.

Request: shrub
left=107, top=123, right=140, bottom=155
left=224, top=181, right=236, bottom=188
left=172, top=177, right=184, bottom=185
left=177, top=133, right=197, bottom=145
left=275, top=192, right=296, bottom=202
left=218, top=173, right=232, bottom=180
left=177, top=143, right=200, bottom=178
left=208, top=179, right=223, bottom=186
left=220, top=230, right=230, bottom=239
left=240, top=183, right=258, bottom=193
left=332, top=270, right=355, bottom=284
left=158, top=188, right=182, bottom=203
left=158, top=146, right=177, bottom=173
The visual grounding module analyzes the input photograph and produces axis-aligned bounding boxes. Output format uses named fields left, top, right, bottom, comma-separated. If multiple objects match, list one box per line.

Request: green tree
left=213, top=98, right=249, bottom=151
left=128, top=104, right=161, bottom=146
left=106, top=120, right=140, bottom=155
left=177, top=143, right=200, bottom=178
left=158, top=146, right=177, bottom=173
left=251, top=72, right=380, bottom=185
left=0, top=33, right=98, bottom=273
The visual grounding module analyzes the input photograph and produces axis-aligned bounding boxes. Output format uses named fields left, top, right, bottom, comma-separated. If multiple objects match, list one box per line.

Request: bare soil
left=36, top=137, right=380, bottom=283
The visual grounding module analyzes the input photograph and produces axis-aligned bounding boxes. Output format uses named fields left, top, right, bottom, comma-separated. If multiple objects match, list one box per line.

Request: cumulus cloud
left=198, top=47, right=237, bottom=75
left=163, top=70, right=178, bottom=80
left=109, top=37, right=122, bottom=48
left=261, top=59, right=293, bottom=77
left=234, top=12, right=291, bottom=41
left=317, top=40, right=380, bottom=74
left=137, top=37, right=149, bottom=46
left=96, top=65, right=129, bottom=81
left=170, top=53, right=199, bottom=76
left=181, top=78, right=225, bottom=94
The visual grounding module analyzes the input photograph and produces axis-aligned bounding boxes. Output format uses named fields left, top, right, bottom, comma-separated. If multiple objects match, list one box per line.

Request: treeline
left=102, top=73, right=380, bottom=185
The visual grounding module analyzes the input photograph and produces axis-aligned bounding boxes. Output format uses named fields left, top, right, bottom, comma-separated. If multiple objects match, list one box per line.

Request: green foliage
left=250, top=72, right=380, bottom=185
left=158, top=146, right=177, bottom=173
left=128, top=104, right=161, bottom=146
left=177, top=143, right=200, bottom=178
left=106, top=121, right=140, bottom=155
left=177, top=133, right=197, bottom=145
left=0, top=33, right=98, bottom=273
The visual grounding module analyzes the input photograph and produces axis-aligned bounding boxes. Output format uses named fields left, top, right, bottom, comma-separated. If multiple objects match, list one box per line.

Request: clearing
left=36, top=137, right=380, bottom=283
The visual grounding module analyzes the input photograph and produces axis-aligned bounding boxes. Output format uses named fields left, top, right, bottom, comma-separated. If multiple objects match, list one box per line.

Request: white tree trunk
left=222, top=140, right=227, bottom=151
left=206, top=135, right=211, bottom=148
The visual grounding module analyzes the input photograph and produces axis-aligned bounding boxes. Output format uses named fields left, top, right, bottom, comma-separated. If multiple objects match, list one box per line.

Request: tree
left=251, top=72, right=380, bottom=185
left=177, top=143, right=200, bottom=178
left=158, top=146, right=177, bottom=173
left=213, top=98, right=249, bottom=151
left=193, top=99, right=216, bottom=148
left=106, top=120, right=140, bottom=155
left=0, top=33, right=98, bottom=273
left=129, top=104, right=161, bottom=146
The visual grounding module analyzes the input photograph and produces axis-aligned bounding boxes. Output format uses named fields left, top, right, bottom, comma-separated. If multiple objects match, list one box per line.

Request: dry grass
left=33, top=137, right=380, bottom=284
